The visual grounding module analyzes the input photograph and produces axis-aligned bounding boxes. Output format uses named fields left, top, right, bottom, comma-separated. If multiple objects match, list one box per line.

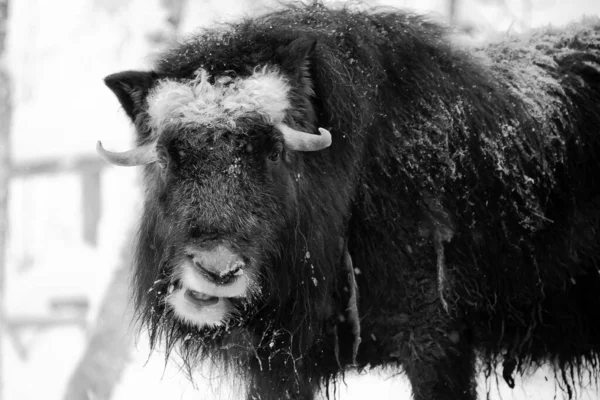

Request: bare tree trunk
left=162, top=0, right=187, bottom=32
left=62, top=253, right=134, bottom=400
left=63, top=2, right=187, bottom=396
left=522, top=0, right=532, bottom=31
left=448, top=0, right=458, bottom=23
left=0, top=1, right=11, bottom=398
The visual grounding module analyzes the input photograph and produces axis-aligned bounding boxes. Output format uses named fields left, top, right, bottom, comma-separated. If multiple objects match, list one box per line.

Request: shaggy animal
left=98, top=4, right=600, bottom=400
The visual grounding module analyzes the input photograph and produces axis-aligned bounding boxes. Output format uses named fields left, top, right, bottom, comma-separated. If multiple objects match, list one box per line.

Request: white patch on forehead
left=147, top=67, right=290, bottom=132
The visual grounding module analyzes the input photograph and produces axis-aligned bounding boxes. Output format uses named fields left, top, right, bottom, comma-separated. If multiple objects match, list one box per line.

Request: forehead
left=146, top=67, right=290, bottom=135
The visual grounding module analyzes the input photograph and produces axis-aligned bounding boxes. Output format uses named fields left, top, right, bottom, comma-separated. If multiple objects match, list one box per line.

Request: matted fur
left=103, top=3, right=600, bottom=400
left=147, top=67, right=290, bottom=133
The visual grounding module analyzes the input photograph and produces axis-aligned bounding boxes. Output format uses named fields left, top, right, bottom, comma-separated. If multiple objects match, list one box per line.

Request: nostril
left=192, top=261, right=225, bottom=283
left=193, top=261, right=242, bottom=285
left=184, top=244, right=245, bottom=285
left=193, top=262, right=211, bottom=276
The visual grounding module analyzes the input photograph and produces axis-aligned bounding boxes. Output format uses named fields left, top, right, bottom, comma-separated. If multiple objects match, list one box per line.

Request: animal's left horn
left=276, top=124, right=332, bottom=152
left=96, top=140, right=158, bottom=166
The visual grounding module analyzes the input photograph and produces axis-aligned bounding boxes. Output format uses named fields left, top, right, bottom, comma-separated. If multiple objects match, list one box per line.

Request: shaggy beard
left=133, top=226, right=293, bottom=378
left=140, top=280, right=260, bottom=374
left=136, top=240, right=261, bottom=362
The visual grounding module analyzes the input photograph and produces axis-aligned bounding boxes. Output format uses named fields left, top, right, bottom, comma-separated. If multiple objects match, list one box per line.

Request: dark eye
left=269, top=142, right=283, bottom=161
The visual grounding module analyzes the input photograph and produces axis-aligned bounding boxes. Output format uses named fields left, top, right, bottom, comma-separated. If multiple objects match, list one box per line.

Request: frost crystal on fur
left=147, top=67, right=290, bottom=132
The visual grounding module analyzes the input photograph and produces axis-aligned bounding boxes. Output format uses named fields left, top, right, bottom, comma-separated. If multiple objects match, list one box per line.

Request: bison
left=98, top=3, right=600, bottom=400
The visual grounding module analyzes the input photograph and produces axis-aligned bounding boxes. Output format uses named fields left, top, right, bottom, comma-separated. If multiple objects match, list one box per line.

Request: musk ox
left=98, top=3, right=600, bottom=400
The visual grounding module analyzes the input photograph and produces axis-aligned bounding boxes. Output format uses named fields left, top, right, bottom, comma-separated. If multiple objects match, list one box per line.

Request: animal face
left=99, top=65, right=331, bottom=331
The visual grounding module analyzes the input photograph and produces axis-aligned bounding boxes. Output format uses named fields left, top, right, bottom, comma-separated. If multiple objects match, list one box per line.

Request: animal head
left=100, top=37, right=339, bottom=346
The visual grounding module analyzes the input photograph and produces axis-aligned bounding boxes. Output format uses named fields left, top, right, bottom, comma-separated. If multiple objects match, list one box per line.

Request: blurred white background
left=1, top=0, right=599, bottom=399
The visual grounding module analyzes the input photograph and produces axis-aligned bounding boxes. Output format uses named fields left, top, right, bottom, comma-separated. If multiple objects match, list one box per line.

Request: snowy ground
left=113, top=340, right=600, bottom=400
left=3, top=0, right=600, bottom=399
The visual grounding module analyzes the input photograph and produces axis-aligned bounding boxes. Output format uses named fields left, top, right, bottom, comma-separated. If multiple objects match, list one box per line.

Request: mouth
left=165, top=253, right=255, bottom=328
left=184, top=289, right=220, bottom=307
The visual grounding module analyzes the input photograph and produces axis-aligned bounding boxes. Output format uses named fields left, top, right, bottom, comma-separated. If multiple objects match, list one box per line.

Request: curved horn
left=276, top=124, right=332, bottom=152
left=96, top=140, right=158, bottom=166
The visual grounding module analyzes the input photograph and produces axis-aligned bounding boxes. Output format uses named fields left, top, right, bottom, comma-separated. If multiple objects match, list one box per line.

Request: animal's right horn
left=96, top=140, right=158, bottom=166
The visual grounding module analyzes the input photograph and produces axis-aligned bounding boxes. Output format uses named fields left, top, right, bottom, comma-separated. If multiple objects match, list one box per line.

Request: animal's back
left=348, top=14, right=600, bottom=388
left=471, top=23, right=600, bottom=384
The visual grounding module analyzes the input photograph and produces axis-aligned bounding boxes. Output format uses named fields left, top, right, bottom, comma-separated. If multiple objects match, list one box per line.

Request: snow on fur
left=147, top=67, right=290, bottom=132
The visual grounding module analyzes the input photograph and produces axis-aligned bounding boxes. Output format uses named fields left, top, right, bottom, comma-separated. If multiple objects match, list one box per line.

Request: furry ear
left=277, top=36, right=318, bottom=94
left=104, top=70, right=158, bottom=121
